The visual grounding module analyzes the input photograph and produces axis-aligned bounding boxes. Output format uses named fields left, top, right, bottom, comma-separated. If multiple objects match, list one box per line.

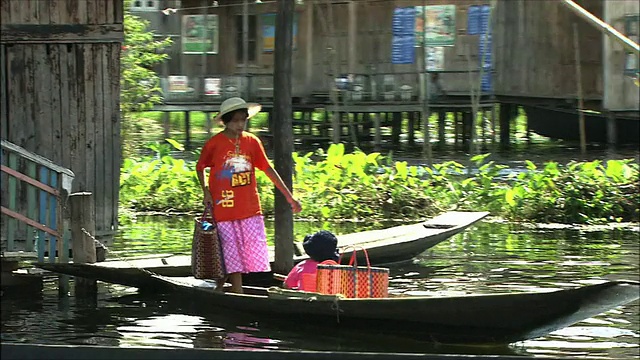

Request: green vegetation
left=119, top=143, right=639, bottom=225
left=120, top=3, right=173, bottom=157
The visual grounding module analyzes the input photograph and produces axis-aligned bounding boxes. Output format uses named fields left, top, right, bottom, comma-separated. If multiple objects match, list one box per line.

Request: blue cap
left=302, top=230, right=339, bottom=262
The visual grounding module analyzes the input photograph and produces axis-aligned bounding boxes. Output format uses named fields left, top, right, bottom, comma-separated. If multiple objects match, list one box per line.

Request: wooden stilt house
left=1, top=0, right=124, bottom=246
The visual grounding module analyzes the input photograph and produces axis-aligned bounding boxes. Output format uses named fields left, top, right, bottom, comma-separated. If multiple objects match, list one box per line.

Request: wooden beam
left=1, top=206, right=59, bottom=237
left=560, top=0, right=639, bottom=55
left=0, top=24, right=124, bottom=43
left=1, top=165, right=60, bottom=196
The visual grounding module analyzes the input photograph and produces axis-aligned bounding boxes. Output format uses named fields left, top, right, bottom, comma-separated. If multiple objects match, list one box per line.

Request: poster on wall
left=391, top=7, right=415, bottom=64
left=168, top=76, right=189, bottom=92
left=425, top=47, right=445, bottom=71
left=262, top=13, right=299, bottom=52
left=415, top=5, right=456, bottom=47
left=204, top=78, right=221, bottom=96
left=182, top=15, right=219, bottom=54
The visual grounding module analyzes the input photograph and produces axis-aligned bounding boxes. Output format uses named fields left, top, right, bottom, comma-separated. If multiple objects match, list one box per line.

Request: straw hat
left=215, top=97, right=261, bottom=122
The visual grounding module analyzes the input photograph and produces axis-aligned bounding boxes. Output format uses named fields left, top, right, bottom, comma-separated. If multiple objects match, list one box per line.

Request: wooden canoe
left=38, top=211, right=489, bottom=285
left=121, top=276, right=640, bottom=345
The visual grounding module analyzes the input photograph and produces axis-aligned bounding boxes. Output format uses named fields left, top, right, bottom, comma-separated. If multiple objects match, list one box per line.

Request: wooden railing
left=1, top=139, right=74, bottom=263
left=160, top=74, right=274, bottom=103
left=159, top=69, right=496, bottom=105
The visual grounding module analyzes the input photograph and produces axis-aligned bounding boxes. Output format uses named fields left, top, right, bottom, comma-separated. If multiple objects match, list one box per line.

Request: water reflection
left=2, top=220, right=638, bottom=359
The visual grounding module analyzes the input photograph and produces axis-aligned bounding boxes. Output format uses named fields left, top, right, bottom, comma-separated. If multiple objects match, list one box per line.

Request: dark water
left=2, top=219, right=638, bottom=358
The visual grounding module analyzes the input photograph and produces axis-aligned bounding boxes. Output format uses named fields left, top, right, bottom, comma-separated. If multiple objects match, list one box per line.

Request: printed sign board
left=182, top=15, right=219, bottom=54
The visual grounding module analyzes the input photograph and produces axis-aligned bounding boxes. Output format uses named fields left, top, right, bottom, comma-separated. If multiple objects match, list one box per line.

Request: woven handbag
left=191, top=205, right=226, bottom=279
left=316, top=247, right=389, bottom=298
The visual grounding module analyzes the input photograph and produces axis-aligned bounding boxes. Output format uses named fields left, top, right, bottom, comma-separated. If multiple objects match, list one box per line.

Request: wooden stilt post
left=205, top=111, right=212, bottom=136
left=242, top=0, right=249, bottom=96
left=184, top=111, right=191, bottom=151
left=69, top=192, right=97, bottom=296
left=499, top=104, right=511, bottom=150
left=392, top=112, right=402, bottom=145
left=454, top=112, right=460, bottom=147
left=408, top=112, right=415, bottom=146
left=272, top=0, right=295, bottom=274
left=491, top=104, right=497, bottom=144
left=373, top=112, right=381, bottom=151
left=438, top=110, right=446, bottom=149
left=606, top=112, right=617, bottom=148
left=481, top=110, right=487, bottom=150
left=163, top=112, right=170, bottom=139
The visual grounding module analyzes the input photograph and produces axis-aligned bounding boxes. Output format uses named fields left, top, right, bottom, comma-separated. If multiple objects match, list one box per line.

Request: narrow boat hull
left=158, top=277, right=640, bottom=344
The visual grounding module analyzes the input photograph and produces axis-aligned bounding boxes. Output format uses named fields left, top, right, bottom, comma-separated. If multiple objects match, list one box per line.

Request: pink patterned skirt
left=216, top=215, right=271, bottom=274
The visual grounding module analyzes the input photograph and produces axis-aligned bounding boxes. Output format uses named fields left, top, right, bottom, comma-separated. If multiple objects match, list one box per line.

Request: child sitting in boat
left=283, top=230, right=339, bottom=292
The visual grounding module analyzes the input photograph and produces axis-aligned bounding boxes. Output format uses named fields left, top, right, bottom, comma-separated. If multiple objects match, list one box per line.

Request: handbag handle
left=338, top=246, right=371, bottom=269
left=201, top=203, right=214, bottom=223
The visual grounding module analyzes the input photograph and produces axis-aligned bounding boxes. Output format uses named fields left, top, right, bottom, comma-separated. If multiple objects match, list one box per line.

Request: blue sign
left=479, top=5, right=491, bottom=35
left=392, top=36, right=415, bottom=64
left=392, top=7, right=416, bottom=64
left=479, top=33, right=492, bottom=67
left=467, top=6, right=479, bottom=35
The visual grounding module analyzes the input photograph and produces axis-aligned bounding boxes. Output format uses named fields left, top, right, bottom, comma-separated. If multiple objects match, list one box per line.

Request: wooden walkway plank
left=37, top=167, right=49, bottom=262
left=66, top=43, right=79, bottom=190
left=66, top=0, right=80, bottom=24
left=86, top=0, right=96, bottom=25
left=26, top=161, right=37, bottom=252
left=36, top=0, right=50, bottom=25
left=49, top=43, right=62, bottom=165
left=73, top=43, right=86, bottom=191
left=0, top=0, right=10, bottom=25
left=102, top=43, right=115, bottom=231
left=48, top=173, right=58, bottom=262
left=49, top=0, right=61, bottom=25
left=59, top=44, right=71, bottom=169
left=7, top=153, right=18, bottom=251
left=0, top=45, right=7, bottom=140
left=94, top=44, right=105, bottom=233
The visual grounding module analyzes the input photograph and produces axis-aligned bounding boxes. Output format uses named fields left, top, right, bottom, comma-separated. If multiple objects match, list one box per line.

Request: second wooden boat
left=38, top=211, right=489, bottom=287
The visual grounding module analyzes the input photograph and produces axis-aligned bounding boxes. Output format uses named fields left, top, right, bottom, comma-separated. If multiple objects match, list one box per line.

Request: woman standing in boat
left=196, top=97, right=302, bottom=293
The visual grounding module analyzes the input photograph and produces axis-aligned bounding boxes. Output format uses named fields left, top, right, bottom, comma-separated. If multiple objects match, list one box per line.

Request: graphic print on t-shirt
left=216, top=150, right=253, bottom=208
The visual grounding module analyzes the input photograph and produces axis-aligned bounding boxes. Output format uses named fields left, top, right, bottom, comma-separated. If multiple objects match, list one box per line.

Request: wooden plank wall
left=150, top=0, right=490, bottom=98
left=306, top=0, right=488, bottom=94
left=1, top=0, right=123, bottom=240
left=493, top=0, right=603, bottom=100
left=603, top=0, right=639, bottom=111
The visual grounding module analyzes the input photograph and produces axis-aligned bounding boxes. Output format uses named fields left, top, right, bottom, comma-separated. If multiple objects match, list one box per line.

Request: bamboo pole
left=560, top=0, right=639, bottom=55
left=421, top=1, right=432, bottom=165
left=202, top=0, right=208, bottom=90
left=466, top=46, right=478, bottom=161
left=315, top=1, right=340, bottom=144
left=243, top=0, right=249, bottom=97
left=573, top=23, right=587, bottom=155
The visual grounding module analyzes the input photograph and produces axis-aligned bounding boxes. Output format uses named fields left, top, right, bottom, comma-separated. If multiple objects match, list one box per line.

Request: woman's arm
left=263, top=166, right=302, bottom=214
left=197, top=169, right=213, bottom=206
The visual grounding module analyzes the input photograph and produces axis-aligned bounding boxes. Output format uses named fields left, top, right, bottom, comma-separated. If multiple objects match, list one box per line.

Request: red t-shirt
left=196, top=131, right=270, bottom=222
